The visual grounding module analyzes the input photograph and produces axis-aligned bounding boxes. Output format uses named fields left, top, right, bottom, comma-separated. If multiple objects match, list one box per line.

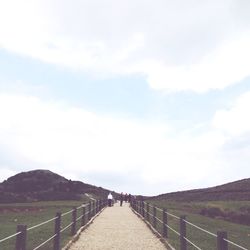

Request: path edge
left=131, top=206, right=175, bottom=250
left=62, top=206, right=106, bottom=250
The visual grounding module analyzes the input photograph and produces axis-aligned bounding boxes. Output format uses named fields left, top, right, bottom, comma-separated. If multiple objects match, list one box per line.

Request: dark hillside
left=2, top=170, right=67, bottom=193
left=151, top=178, right=250, bottom=202
left=0, top=169, right=115, bottom=203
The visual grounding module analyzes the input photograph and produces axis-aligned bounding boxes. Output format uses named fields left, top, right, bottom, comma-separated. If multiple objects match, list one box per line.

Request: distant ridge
left=0, top=169, right=114, bottom=203
left=151, top=178, right=250, bottom=201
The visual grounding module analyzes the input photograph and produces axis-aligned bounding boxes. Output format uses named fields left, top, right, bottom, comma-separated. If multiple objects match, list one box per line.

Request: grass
left=0, top=200, right=91, bottom=250
left=144, top=200, right=250, bottom=249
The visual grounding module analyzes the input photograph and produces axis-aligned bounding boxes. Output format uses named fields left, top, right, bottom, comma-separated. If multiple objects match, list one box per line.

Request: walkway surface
left=69, top=202, right=167, bottom=250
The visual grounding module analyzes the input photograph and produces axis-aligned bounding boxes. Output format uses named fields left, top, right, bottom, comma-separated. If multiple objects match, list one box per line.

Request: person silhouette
left=107, top=192, right=113, bottom=207
left=120, top=192, right=124, bottom=206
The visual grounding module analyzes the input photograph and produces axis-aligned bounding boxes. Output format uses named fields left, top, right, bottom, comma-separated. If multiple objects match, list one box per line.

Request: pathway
left=68, top=202, right=168, bottom=250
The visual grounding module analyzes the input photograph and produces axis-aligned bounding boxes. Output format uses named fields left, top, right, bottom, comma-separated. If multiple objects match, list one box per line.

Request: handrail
left=0, top=231, right=21, bottom=243
left=27, top=216, right=57, bottom=231
left=184, top=218, right=217, bottom=237
left=0, top=199, right=108, bottom=250
left=33, top=233, right=57, bottom=250
left=183, top=236, right=202, bottom=250
left=224, top=238, right=248, bottom=250
left=131, top=200, right=249, bottom=250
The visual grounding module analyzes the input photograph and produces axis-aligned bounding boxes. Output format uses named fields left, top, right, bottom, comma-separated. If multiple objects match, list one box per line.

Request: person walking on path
left=108, top=192, right=113, bottom=207
left=120, top=192, right=124, bottom=206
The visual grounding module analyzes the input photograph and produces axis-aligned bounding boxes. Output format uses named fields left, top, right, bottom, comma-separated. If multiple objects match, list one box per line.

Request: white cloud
left=0, top=168, right=17, bottom=182
left=212, top=92, right=250, bottom=136
left=0, top=0, right=250, bottom=92
left=0, top=92, right=229, bottom=194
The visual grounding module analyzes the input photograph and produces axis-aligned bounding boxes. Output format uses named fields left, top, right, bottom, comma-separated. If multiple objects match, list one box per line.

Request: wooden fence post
left=16, top=224, right=27, bottom=250
left=92, top=201, right=95, bottom=216
left=142, top=202, right=145, bottom=218
left=146, top=203, right=149, bottom=222
left=71, top=207, right=77, bottom=236
left=153, top=206, right=157, bottom=228
left=95, top=200, right=97, bottom=214
left=82, top=206, right=86, bottom=226
left=88, top=202, right=91, bottom=220
left=93, top=201, right=95, bottom=215
left=163, top=208, right=168, bottom=238
left=97, top=200, right=100, bottom=212
left=217, top=231, right=228, bottom=250
left=180, top=215, right=187, bottom=250
left=54, top=212, right=61, bottom=250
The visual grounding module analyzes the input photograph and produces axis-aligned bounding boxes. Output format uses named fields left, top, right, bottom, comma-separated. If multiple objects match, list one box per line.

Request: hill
left=151, top=178, right=250, bottom=202
left=0, top=169, right=114, bottom=203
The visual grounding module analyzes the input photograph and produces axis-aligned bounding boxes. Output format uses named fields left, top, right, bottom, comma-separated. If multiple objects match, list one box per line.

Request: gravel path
left=69, top=202, right=167, bottom=250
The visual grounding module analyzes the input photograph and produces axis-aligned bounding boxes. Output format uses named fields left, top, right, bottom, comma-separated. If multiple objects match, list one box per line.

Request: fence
left=130, top=200, right=248, bottom=250
left=0, top=199, right=107, bottom=250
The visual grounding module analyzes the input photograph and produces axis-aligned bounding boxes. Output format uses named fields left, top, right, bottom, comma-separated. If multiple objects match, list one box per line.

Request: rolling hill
left=0, top=169, right=114, bottom=203
left=151, top=178, right=250, bottom=202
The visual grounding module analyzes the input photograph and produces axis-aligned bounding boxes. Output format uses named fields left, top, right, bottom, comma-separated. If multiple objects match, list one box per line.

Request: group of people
left=107, top=192, right=133, bottom=207
left=119, top=192, right=131, bottom=206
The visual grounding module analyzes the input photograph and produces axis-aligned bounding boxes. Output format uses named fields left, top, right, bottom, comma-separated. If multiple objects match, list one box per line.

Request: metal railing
left=0, top=199, right=107, bottom=250
left=130, top=200, right=249, bottom=250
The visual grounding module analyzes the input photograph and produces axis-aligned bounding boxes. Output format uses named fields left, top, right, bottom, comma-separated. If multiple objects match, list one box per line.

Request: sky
left=1, top=0, right=250, bottom=195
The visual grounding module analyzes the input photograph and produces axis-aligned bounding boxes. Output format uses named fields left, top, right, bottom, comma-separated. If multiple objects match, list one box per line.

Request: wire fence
left=0, top=199, right=107, bottom=250
left=130, top=200, right=249, bottom=250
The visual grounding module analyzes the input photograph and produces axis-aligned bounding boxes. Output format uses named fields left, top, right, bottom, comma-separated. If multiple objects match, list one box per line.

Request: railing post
left=146, top=203, right=149, bottom=222
left=217, top=231, right=228, bottom=250
left=142, top=202, right=145, bottom=218
left=71, top=207, right=77, bottom=235
left=92, top=201, right=95, bottom=216
left=153, top=206, right=157, bottom=228
left=16, top=224, right=27, bottom=250
left=163, top=208, right=168, bottom=238
left=95, top=200, right=97, bottom=214
left=180, top=215, right=187, bottom=250
left=54, top=212, right=61, bottom=250
left=97, top=200, right=100, bottom=212
left=82, top=206, right=86, bottom=226
left=88, top=201, right=91, bottom=220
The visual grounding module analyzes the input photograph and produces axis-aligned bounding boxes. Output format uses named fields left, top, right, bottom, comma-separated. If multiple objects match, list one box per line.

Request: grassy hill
left=148, top=178, right=250, bottom=227
left=151, top=178, right=250, bottom=202
left=0, top=169, right=114, bottom=203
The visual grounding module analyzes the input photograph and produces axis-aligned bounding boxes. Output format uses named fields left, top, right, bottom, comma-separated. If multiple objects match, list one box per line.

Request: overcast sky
left=1, top=0, right=250, bottom=195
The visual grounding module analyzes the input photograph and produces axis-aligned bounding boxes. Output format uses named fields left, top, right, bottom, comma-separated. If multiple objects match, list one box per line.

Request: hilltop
left=151, top=178, right=250, bottom=202
left=0, top=169, right=114, bottom=203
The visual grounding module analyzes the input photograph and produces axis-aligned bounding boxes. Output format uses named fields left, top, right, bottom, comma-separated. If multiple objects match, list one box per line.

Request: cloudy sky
left=1, top=0, right=250, bottom=195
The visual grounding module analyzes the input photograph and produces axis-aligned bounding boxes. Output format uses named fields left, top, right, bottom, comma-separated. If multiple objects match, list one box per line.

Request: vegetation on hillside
left=146, top=200, right=250, bottom=249
left=0, top=170, right=114, bottom=203
left=151, top=178, right=250, bottom=202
